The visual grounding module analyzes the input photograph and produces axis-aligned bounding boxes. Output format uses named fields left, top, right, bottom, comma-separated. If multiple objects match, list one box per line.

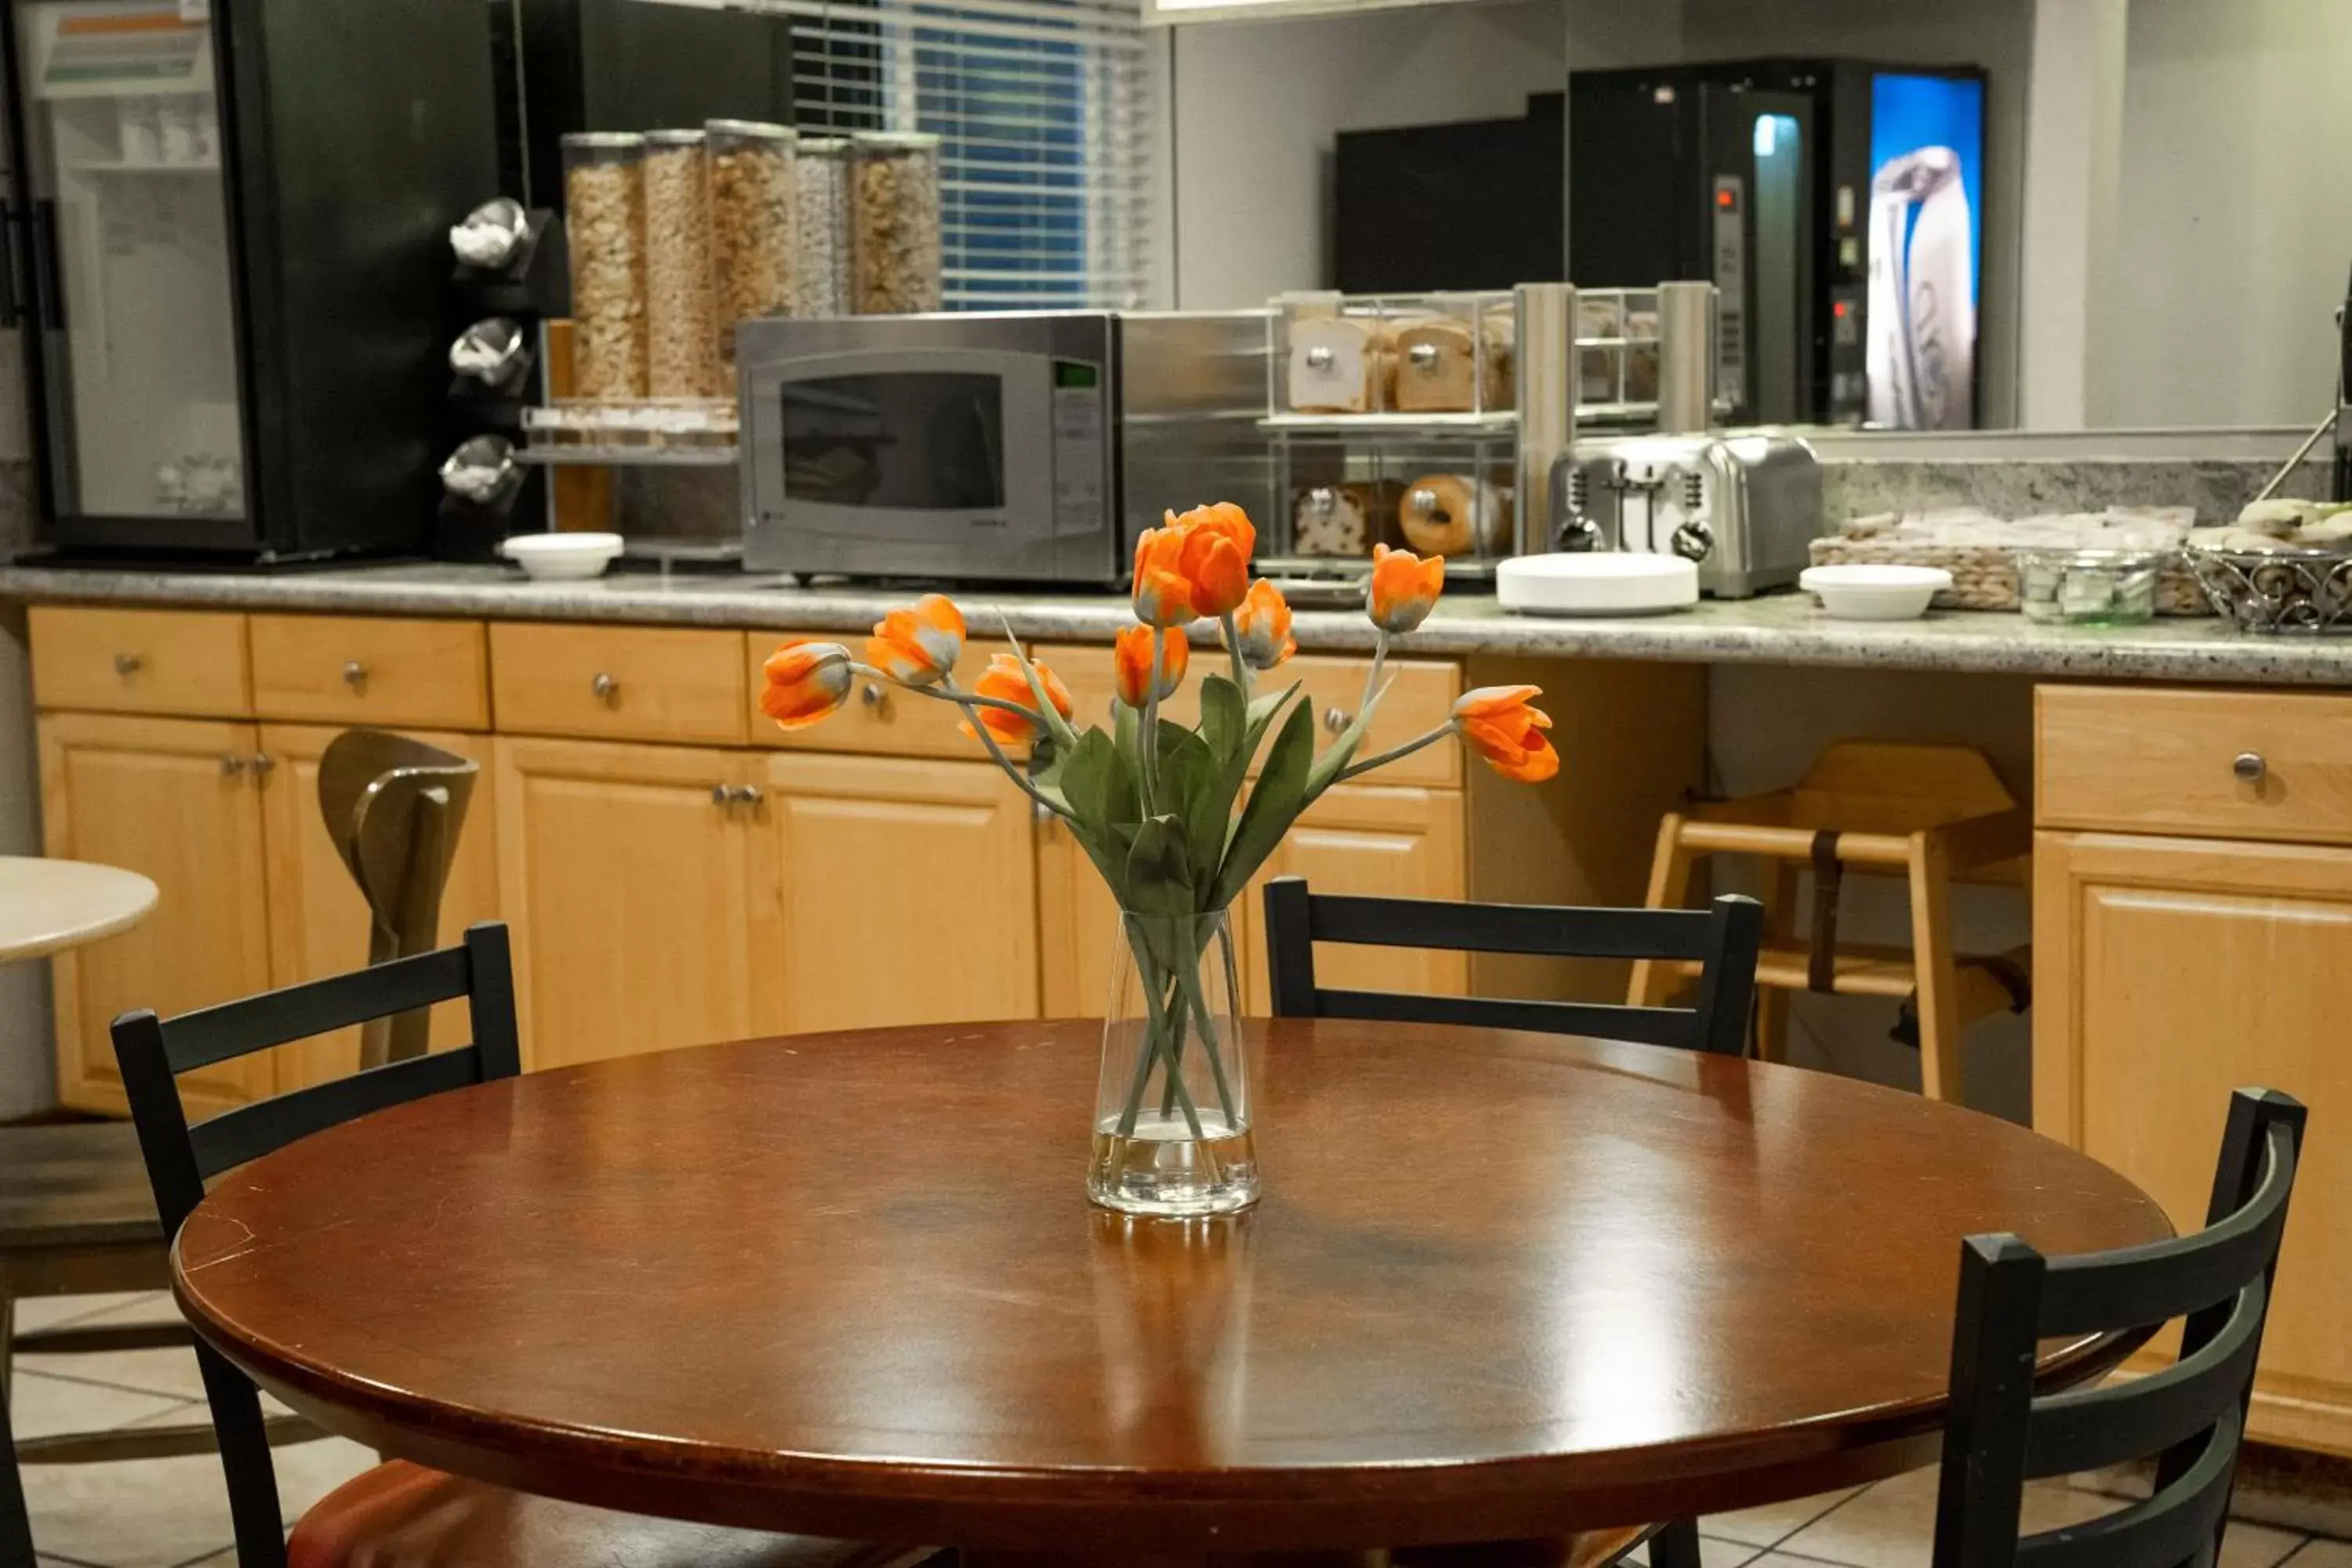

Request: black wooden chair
left=1262, top=877, right=1765, bottom=1056
left=1930, top=1087, right=2305, bottom=1568
left=1263, top=877, right=1765, bottom=1568
left=111, top=921, right=926, bottom=1568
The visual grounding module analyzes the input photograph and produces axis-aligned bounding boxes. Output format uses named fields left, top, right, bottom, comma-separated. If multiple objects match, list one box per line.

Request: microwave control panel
left=1051, top=359, right=1108, bottom=538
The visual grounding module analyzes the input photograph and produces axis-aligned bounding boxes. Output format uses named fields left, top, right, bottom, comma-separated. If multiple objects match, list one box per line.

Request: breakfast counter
left=2, top=561, right=2348, bottom=686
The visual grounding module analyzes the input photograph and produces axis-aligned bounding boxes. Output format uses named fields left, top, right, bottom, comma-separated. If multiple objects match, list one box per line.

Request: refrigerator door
left=13, top=0, right=248, bottom=529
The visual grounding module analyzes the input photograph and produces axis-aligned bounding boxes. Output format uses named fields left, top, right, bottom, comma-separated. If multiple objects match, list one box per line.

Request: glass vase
left=1087, top=908, right=1258, bottom=1217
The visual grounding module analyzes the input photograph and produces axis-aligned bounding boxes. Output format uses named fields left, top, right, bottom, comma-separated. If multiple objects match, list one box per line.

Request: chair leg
left=0, top=1283, right=15, bottom=1406
left=1628, top=815, right=1696, bottom=1008
left=1754, top=859, right=1801, bottom=1063
left=1646, top=1519, right=1703, bottom=1568
left=1907, top=833, right=1964, bottom=1103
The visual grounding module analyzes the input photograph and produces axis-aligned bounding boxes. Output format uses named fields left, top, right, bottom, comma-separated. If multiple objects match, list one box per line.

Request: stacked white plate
left=499, top=532, right=625, bottom=582
left=1497, top=553, right=1700, bottom=617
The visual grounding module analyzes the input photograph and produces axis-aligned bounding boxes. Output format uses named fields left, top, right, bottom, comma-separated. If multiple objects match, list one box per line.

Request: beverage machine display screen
left=1866, top=72, right=1985, bottom=430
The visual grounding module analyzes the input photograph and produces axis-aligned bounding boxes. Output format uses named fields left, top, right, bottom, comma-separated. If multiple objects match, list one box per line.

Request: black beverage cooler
left=0, top=0, right=499, bottom=561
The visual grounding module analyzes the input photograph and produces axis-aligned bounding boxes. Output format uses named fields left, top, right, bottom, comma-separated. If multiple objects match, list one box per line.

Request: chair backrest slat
left=160, top=945, right=472, bottom=1071
left=1263, top=877, right=1762, bottom=1058
left=1309, top=989, right=1703, bottom=1051
left=2023, top=1276, right=2267, bottom=1479
left=1302, top=891, right=1725, bottom=960
left=2012, top=1412, right=2241, bottom=1568
left=1932, top=1090, right=2306, bottom=1568
left=2035, top=1126, right=2296, bottom=1336
left=108, top=921, right=522, bottom=1568
left=189, top=1049, right=490, bottom=1180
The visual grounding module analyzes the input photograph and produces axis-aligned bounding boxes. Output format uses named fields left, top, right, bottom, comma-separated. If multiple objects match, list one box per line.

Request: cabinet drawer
left=250, top=615, right=488, bottom=729
left=30, top=607, right=251, bottom=717
left=1049, top=642, right=1462, bottom=786
left=492, top=623, right=749, bottom=745
left=745, top=633, right=976, bottom=760
left=2038, top=684, right=2352, bottom=844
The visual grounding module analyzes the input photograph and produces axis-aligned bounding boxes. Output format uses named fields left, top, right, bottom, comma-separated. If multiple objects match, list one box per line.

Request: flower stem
left=913, top=673, right=1073, bottom=821
left=1334, top=720, right=1456, bottom=784
left=1140, top=627, right=1163, bottom=815
left=1358, top=632, right=1391, bottom=721
left=1221, top=612, right=1250, bottom=698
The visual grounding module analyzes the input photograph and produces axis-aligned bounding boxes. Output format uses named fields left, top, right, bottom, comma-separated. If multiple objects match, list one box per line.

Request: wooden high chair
left=1626, top=740, right=2031, bottom=1102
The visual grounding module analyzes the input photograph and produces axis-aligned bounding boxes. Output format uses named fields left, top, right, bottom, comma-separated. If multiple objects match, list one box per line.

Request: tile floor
left=11, top=1293, right=2352, bottom=1568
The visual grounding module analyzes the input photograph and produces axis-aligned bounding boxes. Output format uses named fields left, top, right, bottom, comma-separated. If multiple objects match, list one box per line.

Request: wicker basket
left=1810, top=524, right=2209, bottom=616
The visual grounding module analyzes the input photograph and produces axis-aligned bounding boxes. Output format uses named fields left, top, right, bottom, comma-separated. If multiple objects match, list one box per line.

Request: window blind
left=622, top=0, right=1157, bottom=311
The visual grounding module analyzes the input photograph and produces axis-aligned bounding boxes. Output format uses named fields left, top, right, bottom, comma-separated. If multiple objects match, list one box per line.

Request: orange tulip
left=1368, top=543, right=1445, bottom=634
left=961, top=653, right=1075, bottom=748
left=1229, top=578, right=1295, bottom=670
left=1114, top=625, right=1188, bottom=707
left=1454, top=684, right=1558, bottom=783
left=866, top=593, right=964, bottom=687
left=759, top=641, right=855, bottom=730
left=1130, top=503, right=1257, bottom=626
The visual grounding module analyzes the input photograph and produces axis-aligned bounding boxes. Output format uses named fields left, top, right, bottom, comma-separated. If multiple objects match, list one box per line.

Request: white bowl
left=499, top=532, right=623, bottom=582
left=1497, top=553, right=1700, bottom=616
left=1798, top=563, right=1951, bottom=621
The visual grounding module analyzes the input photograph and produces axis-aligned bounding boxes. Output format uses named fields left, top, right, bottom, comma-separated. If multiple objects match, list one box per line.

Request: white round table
left=0, top=856, right=158, bottom=963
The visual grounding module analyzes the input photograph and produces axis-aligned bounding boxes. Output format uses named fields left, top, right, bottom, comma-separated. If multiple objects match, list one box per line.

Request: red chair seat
left=289, top=1460, right=932, bottom=1568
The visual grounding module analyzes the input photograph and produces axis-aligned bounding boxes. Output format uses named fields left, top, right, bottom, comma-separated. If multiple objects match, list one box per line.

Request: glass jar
left=1088, top=909, right=1256, bottom=1217
left=642, top=129, right=723, bottom=399
left=850, top=131, right=942, bottom=314
left=793, top=136, right=851, bottom=318
left=707, top=120, right=797, bottom=376
left=561, top=132, right=648, bottom=400
left=2016, top=549, right=2165, bottom=626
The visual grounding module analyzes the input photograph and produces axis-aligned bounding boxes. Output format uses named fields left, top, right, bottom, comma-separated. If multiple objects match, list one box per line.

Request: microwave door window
left=780, top=372, right=1006, bottom=511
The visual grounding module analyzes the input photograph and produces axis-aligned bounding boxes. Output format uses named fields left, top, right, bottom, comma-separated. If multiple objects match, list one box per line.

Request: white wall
left=2087, top=0, right=2352, bottom=427
left=1169, top=0, right=1686, bottom=307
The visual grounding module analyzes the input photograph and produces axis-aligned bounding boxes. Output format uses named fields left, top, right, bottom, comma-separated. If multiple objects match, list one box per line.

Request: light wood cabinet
left=493, top=736, right=779, bottom=1071
left=249, top=615, right=490, bottom=731
left=260, top=724, right=500, bottom=1091
left=29, top=607, right=251, bottom=717
left=37, top=713, right=275, bottom=1115
left=2034, top=829, right=2352, bottom=1456
left=763, top=753, right=1039, bottom=1032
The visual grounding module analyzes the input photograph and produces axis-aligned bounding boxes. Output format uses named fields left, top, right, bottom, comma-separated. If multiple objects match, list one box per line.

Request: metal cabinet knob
left=710, top=783, right=732, bottom=806
left=2234, top=751, right=2267, bottom=783
left=860, top=683, right=887, bottom=710
left=590, top=671, right=620, bottom=705
left=1323, top=706, right=1351, bottom=735
left=342, top=659, right=368, bottom=691
left=730, top=785, right=764, bottom=805
left=249, top=753, right=274, bottom=777
left=220, top=754, right=248, bottom=777
left=113, top=653, right=143, bottom=677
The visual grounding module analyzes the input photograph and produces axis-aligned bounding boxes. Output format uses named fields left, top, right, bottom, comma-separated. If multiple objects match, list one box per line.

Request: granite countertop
left=4, top=561, right=2350, bottom=687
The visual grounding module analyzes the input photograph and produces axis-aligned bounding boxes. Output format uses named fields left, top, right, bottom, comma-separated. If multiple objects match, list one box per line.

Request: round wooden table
left=172, top=1019, right=2169, bottom=1554
left=0, top=855, right=157, bottom=963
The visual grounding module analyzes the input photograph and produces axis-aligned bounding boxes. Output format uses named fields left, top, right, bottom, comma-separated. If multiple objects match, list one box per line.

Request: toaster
left=1559, top=434, right=1822, bottom=598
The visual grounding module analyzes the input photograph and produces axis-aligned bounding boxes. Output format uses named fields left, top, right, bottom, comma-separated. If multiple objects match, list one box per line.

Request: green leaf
left=1124, top=815, right=1195, bottom=916
left=1113, top=697, right=1139, bottom=764
left=1210, top=699, right=1315, bottom=908
left=1152, top=727, right=1227, bottom=889
left=1058, top=728, right=1142, bottom=833
left=995, top=616, right=1079, bottom=750
left=1199, top=675, right=1246, bottom=762
left=1246, top=681, right=1300, bottom=745
left=1306, top=722, right=1364, bottom=802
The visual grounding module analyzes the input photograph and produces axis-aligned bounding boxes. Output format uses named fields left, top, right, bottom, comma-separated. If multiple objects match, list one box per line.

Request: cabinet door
left=2035, top=829, right=2352, bottom=1455
left=38, top=713, right=274, bottom=1116
left=1231, top=783, right=1468, bottom=1014
left=762, top=753, right=1038, bottom=1033
left=260, top=724, right=500, bottom=1092
left=495, top=738, right=775, bottom=1071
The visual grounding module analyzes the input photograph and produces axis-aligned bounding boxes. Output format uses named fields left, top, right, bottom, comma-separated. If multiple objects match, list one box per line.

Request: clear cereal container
left=707, top=119, right=797, bottom=375
left=642, top=129, right=724, bottom=399
left=561, top=132, right=648, bottom=399
left=794, top=136, right=851, bottom=318
left=850, top=131, right=942, bottom=314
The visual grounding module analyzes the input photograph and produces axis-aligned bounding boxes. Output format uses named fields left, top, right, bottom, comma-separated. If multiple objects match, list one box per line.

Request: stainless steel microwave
left=737, top=310, right=1271, bottom=584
